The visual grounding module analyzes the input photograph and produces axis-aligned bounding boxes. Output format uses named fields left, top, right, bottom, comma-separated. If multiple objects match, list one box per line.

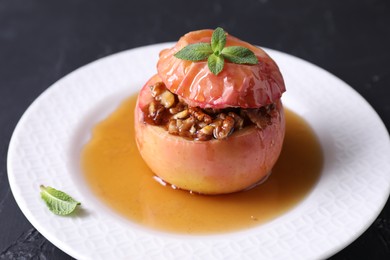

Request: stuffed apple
left=134, top=28, right=286, bottom=194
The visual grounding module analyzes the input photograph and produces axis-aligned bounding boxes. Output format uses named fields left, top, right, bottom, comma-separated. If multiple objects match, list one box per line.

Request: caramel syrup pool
left=82, top=95, right=323, bottom=234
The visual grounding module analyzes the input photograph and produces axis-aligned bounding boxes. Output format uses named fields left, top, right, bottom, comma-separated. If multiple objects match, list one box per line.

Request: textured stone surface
left=1, top=0, right=390, bottom=259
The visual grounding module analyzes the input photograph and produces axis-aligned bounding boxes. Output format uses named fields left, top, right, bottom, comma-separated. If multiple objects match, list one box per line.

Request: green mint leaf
left=211, top=27, right=226, bottom=54
left=174, top=43, right=213, bottom=61
left=40, top=185, right=81, bottom=216
left=208, top=54, right=224, bottom=75
left=174, top=27, right=258, bottom=75
left=221, top=46, right=258, bottom=64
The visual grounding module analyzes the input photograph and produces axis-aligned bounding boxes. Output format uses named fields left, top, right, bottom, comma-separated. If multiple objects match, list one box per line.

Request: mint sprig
left=211, top=27, right=226, bottom=54
left=174, top=42, right=213, bottom=61
left=174, top=27, right=258, bottom=75
left=222, top=46, right=259, bottom=64
left=40, top=185, right=81, bottom=216
left=208, top=54, right=224, bottom=75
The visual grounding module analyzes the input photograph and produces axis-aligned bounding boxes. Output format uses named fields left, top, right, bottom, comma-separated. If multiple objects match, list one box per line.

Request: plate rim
left=7, top=43, right=390, bottom=260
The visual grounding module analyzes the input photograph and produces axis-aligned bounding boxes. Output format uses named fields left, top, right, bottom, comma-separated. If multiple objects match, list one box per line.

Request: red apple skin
left=157, top=29, right=286, bottom=109
left=134, top=77, right=285, bottom=195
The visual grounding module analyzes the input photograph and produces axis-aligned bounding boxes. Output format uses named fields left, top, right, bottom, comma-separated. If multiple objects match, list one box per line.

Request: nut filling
left=142, top=82, right=277, bottom=141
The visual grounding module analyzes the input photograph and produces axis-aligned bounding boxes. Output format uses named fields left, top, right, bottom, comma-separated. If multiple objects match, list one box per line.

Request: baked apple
left=135, top=28, right=286, bottom=194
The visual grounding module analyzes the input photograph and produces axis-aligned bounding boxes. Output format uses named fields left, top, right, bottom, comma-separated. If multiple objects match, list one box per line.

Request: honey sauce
left=82, top=95, right=323, bottom=234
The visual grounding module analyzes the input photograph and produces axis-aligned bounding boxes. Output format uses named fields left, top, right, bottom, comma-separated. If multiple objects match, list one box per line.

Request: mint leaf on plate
left=40, top=185, right=81, bottom=216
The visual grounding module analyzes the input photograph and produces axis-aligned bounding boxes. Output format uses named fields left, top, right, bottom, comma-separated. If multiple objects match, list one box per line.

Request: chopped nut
left=197, top=122, right=208, bottom=128
left=158, top=90, right=176, bottom=108
left=179, top=117, right=195, bottom=133
left=189, top=107, right=212, bottom=124
left=148, top=100, right=157, bottom=115
left=168, top=119, right=179, bottom=135
left=149, top=82, right=165, bottom=97
left=143, top=81, right=277, bottom=141
left=172, top=109, right=189, bottom=119
left=169, top=102, right=187, bottom=114
left=196, top=125, right=214, bottom=141
left=213, top=116, right=235, bottom=139
left=176, top=119, right=183, bottom=128
left=199, top=125, right=214, bottom=135
left=189, top=125, right=196, bottom=135
left=223, top=116, right=235, bottom=130
left=210, top=118, right=222, bottom=128
left=228, top=112, right=244, bottom=130
left=148, top=101, right=165, bottom=124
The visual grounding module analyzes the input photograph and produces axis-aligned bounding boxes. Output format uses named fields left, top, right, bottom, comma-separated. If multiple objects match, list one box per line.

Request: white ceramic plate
left=8, top=43, right=390, bottom=260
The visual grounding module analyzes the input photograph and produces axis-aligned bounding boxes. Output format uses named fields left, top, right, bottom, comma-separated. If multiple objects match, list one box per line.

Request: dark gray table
left=1, top=0, right=389, bottom=259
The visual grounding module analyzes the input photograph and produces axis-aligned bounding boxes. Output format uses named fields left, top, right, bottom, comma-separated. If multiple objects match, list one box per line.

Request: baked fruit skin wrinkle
left=157, top=29, right=286, bottom=109
left=135, top=29, right=286, bottom=195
